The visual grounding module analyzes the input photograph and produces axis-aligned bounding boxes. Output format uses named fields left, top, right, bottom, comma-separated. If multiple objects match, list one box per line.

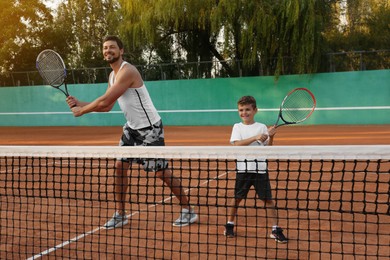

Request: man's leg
left=115, top=160, right=130, bottom=214
left=156, top=168, right=190, bottom=207
left=103, top=160, right=130, bottom=229
left=156, top=168, right=198, bottom=226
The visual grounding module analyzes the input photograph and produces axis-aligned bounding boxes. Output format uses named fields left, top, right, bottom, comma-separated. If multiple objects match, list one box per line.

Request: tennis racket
left=36, top=49, right=71, bottom=98
left=274, top=88, right=316, bottom=128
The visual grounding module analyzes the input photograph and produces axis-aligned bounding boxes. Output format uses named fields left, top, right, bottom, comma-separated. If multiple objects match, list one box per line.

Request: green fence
left=0, top=70, right=389, bottom=126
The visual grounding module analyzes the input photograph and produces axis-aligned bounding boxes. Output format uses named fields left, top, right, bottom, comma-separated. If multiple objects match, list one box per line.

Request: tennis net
left=0, top=145, right=389, bottom=259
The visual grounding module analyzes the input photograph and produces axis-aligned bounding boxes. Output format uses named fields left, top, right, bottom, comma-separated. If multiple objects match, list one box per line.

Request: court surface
left=1, top=125, right=390, bottom=146
left=1, top=125, right=389, bottom=259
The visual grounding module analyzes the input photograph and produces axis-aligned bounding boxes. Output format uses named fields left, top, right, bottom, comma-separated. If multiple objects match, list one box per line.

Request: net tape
left=1, top=145, right=389, bottom=159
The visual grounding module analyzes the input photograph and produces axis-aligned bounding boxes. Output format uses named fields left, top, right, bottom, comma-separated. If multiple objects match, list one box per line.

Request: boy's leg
left=224, top=198, right=242, bottom=237
left=227, top=198, right=242, bottom=223
left=255, top=173, right=287, bottom=243
left=264, top=199, right=287, bottom=243
left=264, top=200, right=278, bottom=227
left=225, top=173, right=251, bottom=237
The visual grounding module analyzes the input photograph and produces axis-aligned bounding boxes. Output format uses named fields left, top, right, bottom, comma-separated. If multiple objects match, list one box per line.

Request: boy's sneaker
left=103, top=211, right=128, bottom=230
left=224, top=223, right=235, bottom=237
left=270, top=227, right=288, bottom=243
left=173, top=207, right=198, bottom=227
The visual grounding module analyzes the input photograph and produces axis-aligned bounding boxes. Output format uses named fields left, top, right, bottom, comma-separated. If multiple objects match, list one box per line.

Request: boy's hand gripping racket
left=36, top=49, right=72, bottom=98
left=274, top=88, right=316, bottom=128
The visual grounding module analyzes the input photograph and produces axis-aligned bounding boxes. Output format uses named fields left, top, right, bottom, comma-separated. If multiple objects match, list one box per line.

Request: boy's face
left=238, top=103, right=257, bottom=125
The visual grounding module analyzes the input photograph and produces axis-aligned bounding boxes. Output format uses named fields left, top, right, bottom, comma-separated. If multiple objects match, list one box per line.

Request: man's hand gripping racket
left=274, top=88, right=316, bottom=128
left=36, top=49, right=75, bottom=107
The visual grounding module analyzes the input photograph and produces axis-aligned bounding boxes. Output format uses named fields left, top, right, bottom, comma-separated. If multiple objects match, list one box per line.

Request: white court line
left=1, top=106, right=390, bottom=116
left=26, top=170, right=230, bottom=259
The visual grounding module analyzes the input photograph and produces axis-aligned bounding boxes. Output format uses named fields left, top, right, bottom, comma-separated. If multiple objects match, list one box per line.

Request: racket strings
left=281, top=91, right=315, bottom=123
left=37, top=51, right=66, bottom=87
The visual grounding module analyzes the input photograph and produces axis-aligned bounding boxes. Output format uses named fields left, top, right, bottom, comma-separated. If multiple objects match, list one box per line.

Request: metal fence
left=1, top=50, right=389, bottom=87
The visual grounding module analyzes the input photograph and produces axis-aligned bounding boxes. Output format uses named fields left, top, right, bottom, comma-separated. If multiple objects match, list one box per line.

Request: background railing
left=1, top=50, right=389, bottom=87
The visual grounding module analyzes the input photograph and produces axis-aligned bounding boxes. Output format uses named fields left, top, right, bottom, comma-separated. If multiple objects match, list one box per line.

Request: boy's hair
left=237, top=96, right=257, bottom=108
left=103, top=35, right=124, bottom=50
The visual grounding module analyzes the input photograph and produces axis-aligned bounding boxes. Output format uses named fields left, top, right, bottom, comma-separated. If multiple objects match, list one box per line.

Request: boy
left=224, top=95, right=287, bottom=243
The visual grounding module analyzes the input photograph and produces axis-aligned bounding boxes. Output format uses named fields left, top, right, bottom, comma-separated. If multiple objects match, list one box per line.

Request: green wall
left=0, top=70, right=389, bottom=126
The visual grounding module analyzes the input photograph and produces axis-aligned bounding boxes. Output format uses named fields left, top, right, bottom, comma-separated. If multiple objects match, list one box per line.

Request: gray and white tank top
left=109, top=61, right=161, bottom=129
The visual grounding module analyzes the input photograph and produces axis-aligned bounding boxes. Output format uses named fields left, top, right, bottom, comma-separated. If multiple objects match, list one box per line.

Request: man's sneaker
left=103, top=212, right=128, bottom=230
left=173, top=207, right=198, bottom=227
left=224, top=223, right=235, bottom=237
left=270, top=227, right=288, bottom=243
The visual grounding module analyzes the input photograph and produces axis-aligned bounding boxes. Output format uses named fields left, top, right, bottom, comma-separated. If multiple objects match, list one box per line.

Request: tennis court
left=1, top=125, right=390, bottom=259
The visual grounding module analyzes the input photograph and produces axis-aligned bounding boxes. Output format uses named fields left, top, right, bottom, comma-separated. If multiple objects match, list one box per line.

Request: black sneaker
left=224, top=223, right=235, bottom=237
left=270, top=227, right=287, bottom=243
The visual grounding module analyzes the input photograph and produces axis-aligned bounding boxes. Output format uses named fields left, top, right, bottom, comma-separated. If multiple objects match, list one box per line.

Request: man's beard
left=106, top=55, right=120, bottom=64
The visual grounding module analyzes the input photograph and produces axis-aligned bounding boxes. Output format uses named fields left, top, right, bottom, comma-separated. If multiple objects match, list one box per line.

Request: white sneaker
left=173, top=207, right=198, bottom=227
left=103, top=212, right=128, bottom=230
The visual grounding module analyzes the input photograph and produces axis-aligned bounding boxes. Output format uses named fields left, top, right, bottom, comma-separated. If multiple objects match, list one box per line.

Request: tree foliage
left=0, top=0, right=53, bottom=73
left=1, top=0, right=389, bottom=83
left=324, top=0, right=390, bottom=51
left=54, top=0, right=120, bottom=68
left=118, top=0, right=334, bottom=77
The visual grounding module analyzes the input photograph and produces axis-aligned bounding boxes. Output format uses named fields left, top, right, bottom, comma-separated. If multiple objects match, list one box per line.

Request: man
left=66, top=35, right=198, bottom=229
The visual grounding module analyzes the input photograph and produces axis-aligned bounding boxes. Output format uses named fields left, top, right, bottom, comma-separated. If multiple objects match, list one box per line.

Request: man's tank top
left=109, top=61, right=161, bottom=129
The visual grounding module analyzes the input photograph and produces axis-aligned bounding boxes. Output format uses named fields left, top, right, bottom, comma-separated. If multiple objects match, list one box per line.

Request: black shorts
left=118, top=120, right=168, bottom=172
left=234, top=172, right=272, bottom=200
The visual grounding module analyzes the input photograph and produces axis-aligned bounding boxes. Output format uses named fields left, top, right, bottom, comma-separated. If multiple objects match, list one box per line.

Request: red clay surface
left=1, top=125, right=390, bottom=146
left=0, top=125, right=389, bottom=259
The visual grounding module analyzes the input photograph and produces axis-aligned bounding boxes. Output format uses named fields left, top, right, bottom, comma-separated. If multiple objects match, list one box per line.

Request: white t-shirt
left=230, top=122, right=269, bottom=173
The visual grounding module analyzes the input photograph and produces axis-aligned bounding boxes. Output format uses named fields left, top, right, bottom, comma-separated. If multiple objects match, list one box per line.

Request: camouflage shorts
left=119, top=120, right=168, bottom=172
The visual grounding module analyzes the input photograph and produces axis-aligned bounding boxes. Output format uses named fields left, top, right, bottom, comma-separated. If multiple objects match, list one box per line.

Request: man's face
left=102, top=40, right=123, bottom=64
left=238, top=103, right=257, bottom=125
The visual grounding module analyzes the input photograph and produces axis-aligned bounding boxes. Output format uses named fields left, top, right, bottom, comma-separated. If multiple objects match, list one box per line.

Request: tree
left=322, top=0, right=390, bottom=71
left=119, top=0, right=333, bottom=77
left=51, top=0, right=120, bottom=83
left=0, top=0, right=53, bottom=74
left=54, top=0, right=120, bottom=68
left=118, top=0, right=220, bottom=78
left=2, top=0, right=388, bottom=86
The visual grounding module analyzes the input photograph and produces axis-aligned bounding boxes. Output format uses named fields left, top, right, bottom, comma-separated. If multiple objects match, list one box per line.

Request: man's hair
left=103, top=35, right=124, bottom=50
left=237, top=96, right=257, bottom=108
